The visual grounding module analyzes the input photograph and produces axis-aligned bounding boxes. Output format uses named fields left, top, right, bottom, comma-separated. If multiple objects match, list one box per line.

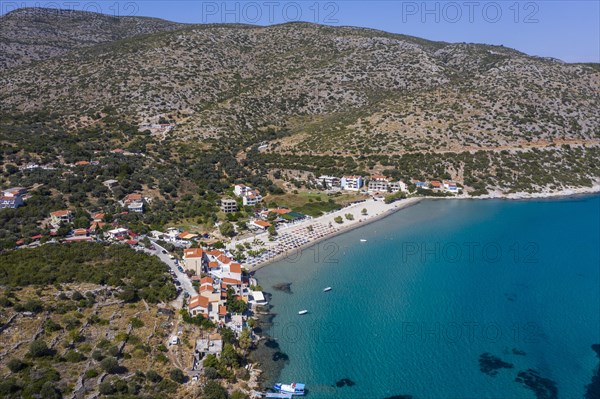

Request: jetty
left=263, top=393, right=293, bottom=398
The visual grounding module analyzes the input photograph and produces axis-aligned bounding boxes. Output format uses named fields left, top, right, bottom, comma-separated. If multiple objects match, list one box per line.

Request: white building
left=234, top=184, right=262, bottom=206
left=443, top=180, right=459, bottom=193
left=341, top=176, right=363, bottom=191
left=242, top=190, right=262, bottom=206
left=107, top=228, right=128, bottom=240
left=389, top=180, right=408, bottom=192
left=128, top=202, right=144, bottom=213
left=367, top=175, right=389, bottom=192
left=318, top=175, right=340, bottom=189
left=368, top=175, right=407, bottom=193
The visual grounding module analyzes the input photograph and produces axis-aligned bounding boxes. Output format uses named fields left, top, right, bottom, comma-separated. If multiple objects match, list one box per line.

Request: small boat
left=360, top=239, right=367, bottom=242
left=273, top=382, right=306, bottom=396
left=323, top=287, right=332, bottom=292
left=298, top=310, right=308, bottom=315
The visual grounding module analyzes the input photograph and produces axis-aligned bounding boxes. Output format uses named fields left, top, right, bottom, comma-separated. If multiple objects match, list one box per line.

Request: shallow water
left=255, top=196, right=600, bottom=399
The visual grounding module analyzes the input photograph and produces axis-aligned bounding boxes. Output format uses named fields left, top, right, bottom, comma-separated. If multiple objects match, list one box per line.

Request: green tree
left=28, top=339, right=50, bottom=358
left=361, top=208, right=368, bottom=215
left=221, top=343, right=239, bottom=369
left=201, top=381, right=228, bottom=399
left=238, top=329, right=252, bottom=355
left=219, top=222, right=236, bottom=237
left=100, top=356, right=119, bottom=374
left=203, top=354, right=219, bottom=369
left=169, top=368, right=185, bottom=383
left=334, top=216, right=343, bottom=224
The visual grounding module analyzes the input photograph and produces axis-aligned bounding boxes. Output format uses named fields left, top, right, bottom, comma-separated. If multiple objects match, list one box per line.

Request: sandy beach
left=228, top=196, right=423, bottom=271
left=230, top=183, right=600, bottom=272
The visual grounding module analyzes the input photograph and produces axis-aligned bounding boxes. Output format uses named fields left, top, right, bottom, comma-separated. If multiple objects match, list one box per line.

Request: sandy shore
left=229, top=197, right=423, bottom=272
left=230, top=183, right=600, bottom=272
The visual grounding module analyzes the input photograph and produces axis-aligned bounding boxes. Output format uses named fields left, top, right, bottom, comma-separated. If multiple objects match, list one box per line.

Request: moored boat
left=273, top=382, right=306, bottom=396
left=323, top=287, right=332, bottom=292
left=298, top=310, right=308, bottom=315
left=360, top=239, right=367, bottom=242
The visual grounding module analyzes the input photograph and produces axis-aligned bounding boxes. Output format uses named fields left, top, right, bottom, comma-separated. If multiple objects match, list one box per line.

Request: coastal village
left=0, top=172, right=462, bottom=396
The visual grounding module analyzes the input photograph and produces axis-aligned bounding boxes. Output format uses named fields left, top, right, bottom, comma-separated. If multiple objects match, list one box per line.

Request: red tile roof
left=253, top=220, right=271, bottom=228
left=217, top=255, right=232, bottom=264
left=219, top=305, right=227, bottom=316
left=184, top=248, right=204, bottom=258
left=189, top=295, right=209, bottom=309
left=200, top=285, right=213, bottom=292
left=93, top=213, right=105, bottom=221
left=222, top=278, right=242, bottom=286
left=50, top=210, right=71, bottom=217
left=208, top=261, right=219, bottom=269
left=230, top=263, right=242, bottom=274
left=200, top=276, right=213, bottom=285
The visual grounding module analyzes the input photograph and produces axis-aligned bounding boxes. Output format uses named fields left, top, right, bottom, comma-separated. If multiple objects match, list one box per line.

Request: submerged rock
left=272, top=282, right=293, bottom=294
left=584, top=344, right=600, bottom=399
left=512, top=348, right=527, bottom=356
left=334, top=378, right=356, bottom=388
left=272, top=351, right=289, bottom=361
left=515, top=369, right=558, bottom=399
left=264, top=339, right=280, bottom=349
left=479, top=352, right=514, bottom=376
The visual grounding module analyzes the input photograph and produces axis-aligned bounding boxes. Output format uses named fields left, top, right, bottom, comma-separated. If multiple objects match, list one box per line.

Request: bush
left=7, top=358, right=27, bottom=373
left=43, top=319, right=62, bottom=333
left=204, top=366, right=219, bottom=379
left=130, top=317, right=144, bottom=328
left=91, top=350, right=104, bottom=361
left=100, top=356, right=119, bottom=374
left=28, top=339, right=51, bottom=358
left=201, top=381, right=228, bottom=399
left=98, top=382, right=115, bottom=395
left=39, top=381, right=60, bottom=399
left=65, top=350, right=85, bottom=363
left=231, top=390, right=250, bottom=399
left=84, top=369, right=98, bottom=379
left=146, top=370, right=162, bottom=383
left=169, top=368, right=185, bottom=384
left=334, top=216, right=343, bottom=224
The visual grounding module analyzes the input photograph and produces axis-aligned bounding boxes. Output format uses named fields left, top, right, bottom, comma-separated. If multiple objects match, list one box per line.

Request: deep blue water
left=255, top=195, right=600, bottom=399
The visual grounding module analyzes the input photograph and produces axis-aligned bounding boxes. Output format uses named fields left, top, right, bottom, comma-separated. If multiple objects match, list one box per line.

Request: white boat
left=273, top=382, right=305, bottom=396
left=360, top=239, right=367, bottom=242
left=298, top=310, right=308, bottom=315
left=323, top=287, right=332, bottom=292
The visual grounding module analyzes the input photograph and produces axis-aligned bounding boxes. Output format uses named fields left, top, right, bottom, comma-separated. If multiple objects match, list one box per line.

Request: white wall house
left=234, top=184, right=262, bottom=206
left=341, top=176, right=363, bottom=191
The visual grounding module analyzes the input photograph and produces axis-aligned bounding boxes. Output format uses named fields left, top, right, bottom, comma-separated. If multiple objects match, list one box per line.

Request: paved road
left=151, top=241, right=197, bottom=298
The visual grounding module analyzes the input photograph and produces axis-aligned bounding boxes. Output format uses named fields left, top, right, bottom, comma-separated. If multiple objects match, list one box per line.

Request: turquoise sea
left=254, top=195, right=600, bottom=399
